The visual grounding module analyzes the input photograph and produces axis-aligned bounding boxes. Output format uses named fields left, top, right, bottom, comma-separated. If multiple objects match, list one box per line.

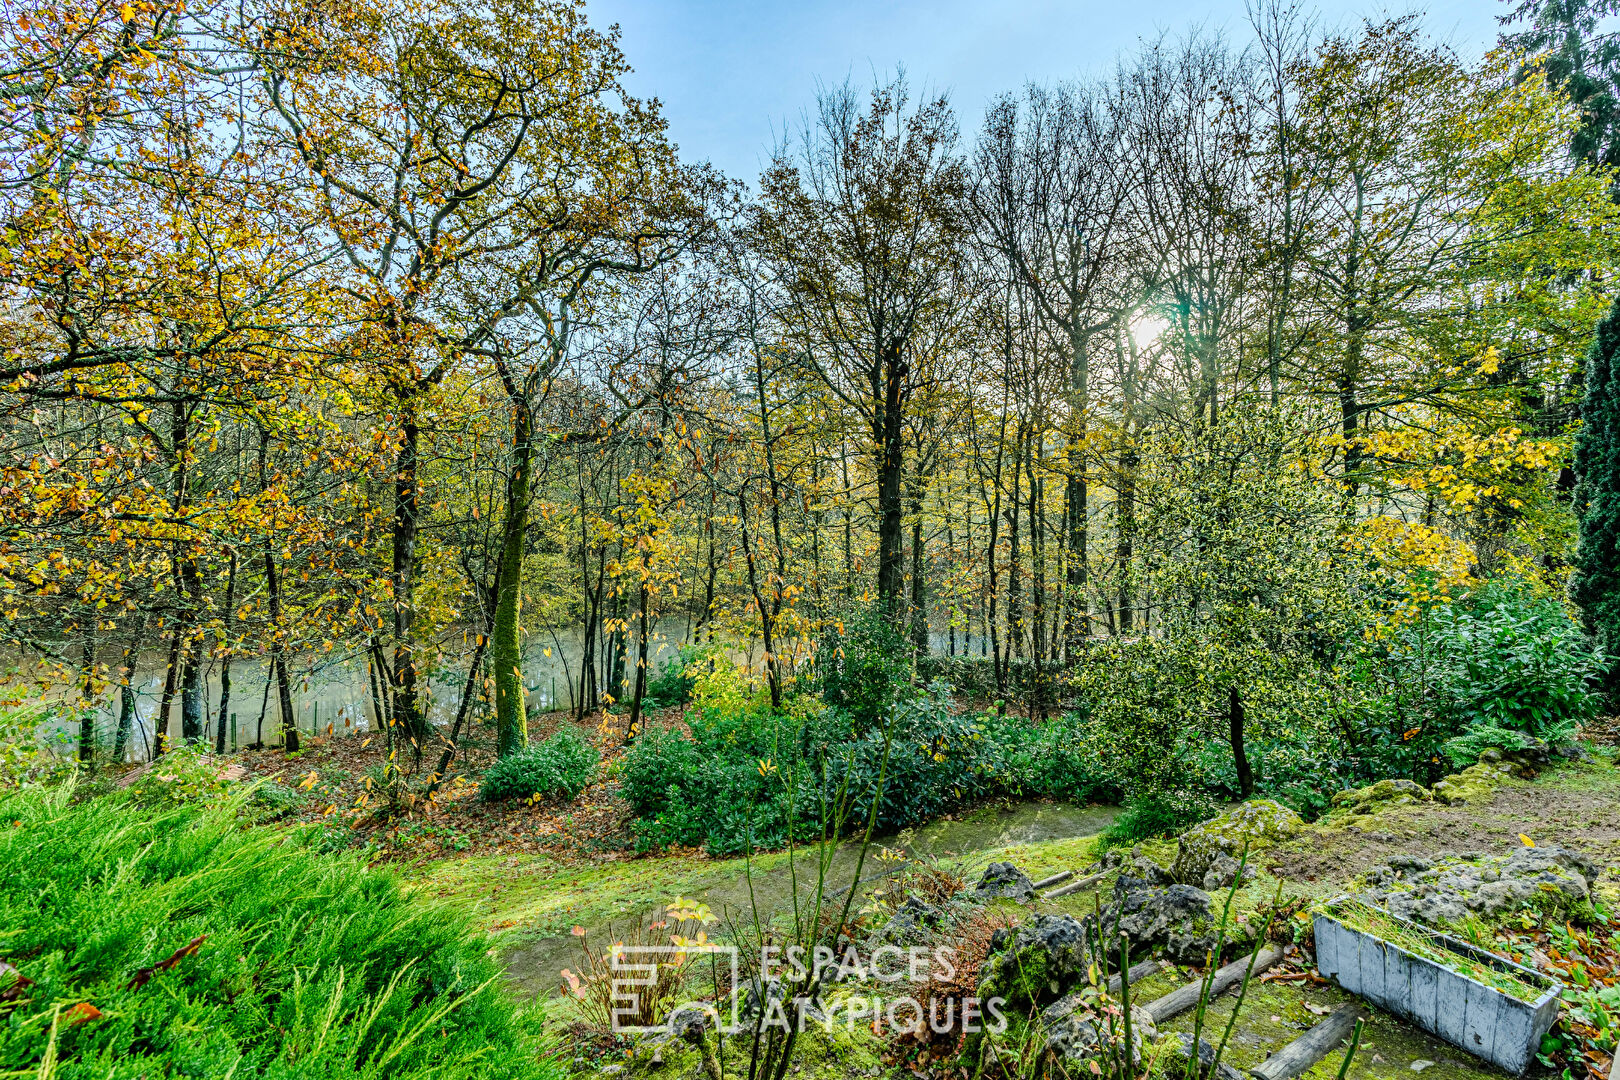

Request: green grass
left=1325, top=899, right=1549, bottom=1004
left=0, top=784, right=563, bottom=1079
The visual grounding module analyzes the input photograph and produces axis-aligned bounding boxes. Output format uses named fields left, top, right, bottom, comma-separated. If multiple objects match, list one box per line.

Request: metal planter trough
left=1314, top=899, right=1560, bottom=1074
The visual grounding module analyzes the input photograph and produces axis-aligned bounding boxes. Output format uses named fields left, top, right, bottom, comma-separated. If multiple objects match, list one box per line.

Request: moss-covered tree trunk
left=492, top=402, right=534, bottom=759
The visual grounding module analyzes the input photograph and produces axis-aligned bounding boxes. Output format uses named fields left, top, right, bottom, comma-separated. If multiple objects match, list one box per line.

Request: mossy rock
left=1430, top=761, right=1523, bottom=806
left=1170, top=800, right=1303, bottom=885
left=624, top=999, right=887, bottom=1078
left=1329, top=778, right=1432, bottom=816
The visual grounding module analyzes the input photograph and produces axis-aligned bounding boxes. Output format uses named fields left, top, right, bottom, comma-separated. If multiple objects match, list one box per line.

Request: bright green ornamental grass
left=0, top=784, right=562, bottom=1079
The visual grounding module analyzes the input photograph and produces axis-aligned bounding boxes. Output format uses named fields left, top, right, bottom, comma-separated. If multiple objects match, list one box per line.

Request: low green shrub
left=126, top=742, right=237, bottom=806
left=480, top=726, right=598, bottom=802
left=1, top=703, right=73, bottom=787
left=245, top=778, right=306, bottom=822
left=622, top=683, right=1018, bottom=856
left=816, top=686, right=1013, bottom=835
left=0, top=784, right=558, bottom=1079
left=1103, top=787, right=1222, bottom=846
left=643, top=644, right=709, bottom=707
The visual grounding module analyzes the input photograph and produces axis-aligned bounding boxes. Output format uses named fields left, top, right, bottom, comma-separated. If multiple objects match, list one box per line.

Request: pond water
left=84, top=620, right=1002, bottom=761
left=81, top=620, right=701, bottom=761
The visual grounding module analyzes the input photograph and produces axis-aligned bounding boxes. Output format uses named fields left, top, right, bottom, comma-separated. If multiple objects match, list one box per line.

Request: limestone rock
left=876, top=893, right=946, bottom=943
left=1357, top=843, right=1597, bottom=926
left=1132, top=856, right=1176, bottom=887
left=1041, top=995, right=1158, bottom=1065
left=1093, top=876, right=1220, bottom=965
left=1170, top=1033, right=1249, bottom=1080
left=978, top=914, right=1089, bottom=1009
left=1202, top=853, right=1256, bottom=892
left=1172, top=800, right=1303, bottom=885
left=974, top=861, right=1037, bottom=904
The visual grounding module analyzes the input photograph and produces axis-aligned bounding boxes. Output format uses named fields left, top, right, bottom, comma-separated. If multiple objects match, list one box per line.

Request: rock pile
left=1355, top=843, right=1599, bottom=925
left=1095, top=874, right=1221, bottom=965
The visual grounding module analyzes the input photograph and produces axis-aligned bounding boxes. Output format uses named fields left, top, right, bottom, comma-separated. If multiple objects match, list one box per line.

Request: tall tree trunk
left=214, top=548, right=239, bottom=753
left=1117, top=451, right=1137, bottom=635
left=737, top=484, right=782, bottom=709
left=946, top=517, right=956, bottom=658
left=154, top=627, right=182, bottom=758
left=114, top=681, right=136, bottom=762
left=256, top=429, right=296, bottom=752
left=265, top=540, right=297, bottom=753
left=874, top=343, right=909, bottom=615
left=575, top=465, right=600, bottom=719
left=367, top=638, right=387, bottom=739
left=427, top=632, right=491, bottom=795
left=1028, top=438, right=1046, bottom=663
left=699, top=510, right=718, bottom=643
left=1006, top=426, right=1024, bottom=661
left=627, top=579, right=652, bottom=737
left=178, top=632, right=205, bottom=744
left=492, top=391, right=534, bottom=759
left=1229, top=685, right=1253, bottom=799
left=391, top=401, right=425, bottom=748
left=840, top=444, right=855, bottom=598
left=606, top=548, right=628, bottom=704
left=78, top=637, right=95, bottom=762
left=1063, top=327, right=1089, bottom=660
left=909, top=490, right=927, bottom=659
left=1116, top=325, right=1139, bottom=635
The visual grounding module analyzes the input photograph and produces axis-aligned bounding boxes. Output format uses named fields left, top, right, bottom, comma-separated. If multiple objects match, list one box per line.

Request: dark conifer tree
left=1572, top=296, right=1620, bottom=669
left=1501, top=0, right=1620, bottom=195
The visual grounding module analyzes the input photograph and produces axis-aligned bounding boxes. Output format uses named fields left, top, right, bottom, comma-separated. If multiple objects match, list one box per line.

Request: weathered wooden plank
left=1044, top=869, right=1110, bottom=898
left=1249, top=1005, right=1363, bottom=1080
left=1145, top=944, right=1285, bottom=1025
left=1031, top=870, right=1072, bottom=890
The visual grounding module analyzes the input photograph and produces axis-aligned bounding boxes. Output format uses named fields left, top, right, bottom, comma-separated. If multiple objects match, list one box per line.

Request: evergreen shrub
left=0, top=786, right=559, bottom=1079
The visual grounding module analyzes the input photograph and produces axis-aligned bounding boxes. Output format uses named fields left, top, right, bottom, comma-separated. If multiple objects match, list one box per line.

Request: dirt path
left=1267, top=758, right=1620, bottom=895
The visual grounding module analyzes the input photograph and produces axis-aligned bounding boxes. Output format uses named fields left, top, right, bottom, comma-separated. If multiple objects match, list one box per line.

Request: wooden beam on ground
left=1106, top=958, right=1162, bottom=996
left=1032, top=870, right=1072, bottom=890
left=1145, top=944, right=1285, bottom=1025
left=1044, top=868, right=1110, bottom=898
left=1250, top=1005, right=1363, bottom=1080
left=1173, top=1034, right=1249, bottom=1080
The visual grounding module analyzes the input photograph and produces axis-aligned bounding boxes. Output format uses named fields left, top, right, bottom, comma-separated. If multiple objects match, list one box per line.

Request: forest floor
left=235, top=706, right=660, bottom=864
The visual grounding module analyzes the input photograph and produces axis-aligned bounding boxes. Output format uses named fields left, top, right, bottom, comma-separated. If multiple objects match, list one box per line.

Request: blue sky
left=588, top=0, right=1506, bottom=184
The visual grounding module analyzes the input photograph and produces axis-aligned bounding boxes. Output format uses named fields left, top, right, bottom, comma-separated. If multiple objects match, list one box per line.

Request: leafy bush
left=0, top=784, right=558, bottom=1079
left=127, top=743, right=238, bottom=806
left=1347, top=579, right=1604, bottom=780
left=623, top=683, right=1016, bottom=856
left=816, top=686, right=1014, bottom=835
left=643, top=644, right=709, bottom=706
left=621, top=696, right=798, bottom=854
left=480, top=726, right=598, bottom=802
left=1103, top=787, right=1222, bottom=846
left=0, top=703, right=72, bottom=787
left=245, top=778, right=306, bottom=822
left=816, top=605, right=910, bottom=730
